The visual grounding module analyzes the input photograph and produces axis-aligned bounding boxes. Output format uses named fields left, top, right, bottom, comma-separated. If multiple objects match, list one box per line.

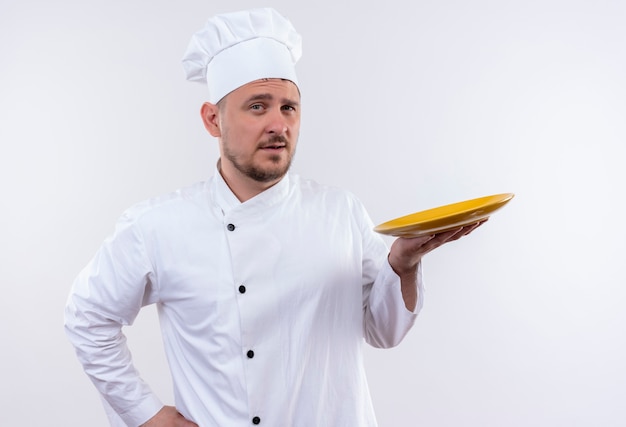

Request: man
left=64, top=8, right=482, bottom=426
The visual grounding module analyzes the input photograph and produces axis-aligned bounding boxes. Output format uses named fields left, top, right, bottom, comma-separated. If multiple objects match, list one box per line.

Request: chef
left=64, top=7, right=482, bottom=427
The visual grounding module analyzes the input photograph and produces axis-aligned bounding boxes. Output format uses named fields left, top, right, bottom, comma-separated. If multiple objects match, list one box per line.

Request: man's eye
left=250, top=104, right=263, bottom=110
left=282, top=105, right=296, bottom=111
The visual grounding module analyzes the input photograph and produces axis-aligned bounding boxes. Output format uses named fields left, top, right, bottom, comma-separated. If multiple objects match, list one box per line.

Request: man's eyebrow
left=244, top=93, right=300, bottom=107
left=245, top=93, right=273, bottom=103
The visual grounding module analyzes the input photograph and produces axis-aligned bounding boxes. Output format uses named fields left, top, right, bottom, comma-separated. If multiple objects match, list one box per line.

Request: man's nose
left=266, top=109, right=288, bottom=135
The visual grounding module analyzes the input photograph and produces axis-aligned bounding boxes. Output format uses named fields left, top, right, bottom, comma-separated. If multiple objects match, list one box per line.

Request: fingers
left=438, top=219, right=487, bottom=241
left=410, top=219, right=487, bottom=252
left=176, top=411, right=199, bottom=427
left=140, top=406, right=199, bottom=427
left=389, top=219, right=488, bottom=275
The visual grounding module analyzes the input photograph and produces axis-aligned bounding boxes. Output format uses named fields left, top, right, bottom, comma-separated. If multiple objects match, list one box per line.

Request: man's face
left=216, top=79, right=301, bottom=186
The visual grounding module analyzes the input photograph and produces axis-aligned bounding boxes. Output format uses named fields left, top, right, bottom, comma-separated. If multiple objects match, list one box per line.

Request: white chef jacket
left=64, top=171, right=423, bottom=427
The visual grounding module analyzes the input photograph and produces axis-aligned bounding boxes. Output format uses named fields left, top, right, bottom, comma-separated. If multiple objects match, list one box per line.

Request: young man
left=65, top=8, right=482, bottom=426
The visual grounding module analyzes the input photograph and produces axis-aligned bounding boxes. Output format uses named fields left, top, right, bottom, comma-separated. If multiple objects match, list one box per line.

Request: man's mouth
left=260, top=143, right=286, bottom=150
left=259, top=137, right=288, bottom=150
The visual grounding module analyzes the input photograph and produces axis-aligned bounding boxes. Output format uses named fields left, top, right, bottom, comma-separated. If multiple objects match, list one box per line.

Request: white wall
left=1, top=0, right=625, bottom=425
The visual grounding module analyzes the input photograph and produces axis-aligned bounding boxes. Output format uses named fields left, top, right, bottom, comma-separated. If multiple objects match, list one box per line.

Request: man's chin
left=245, top=163, right=291, bottom=183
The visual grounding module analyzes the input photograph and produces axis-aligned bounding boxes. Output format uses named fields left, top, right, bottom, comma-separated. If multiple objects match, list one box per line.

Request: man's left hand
left=389, top=219, right=487, bottom=276
left=388, top=219, right=487, bottom=311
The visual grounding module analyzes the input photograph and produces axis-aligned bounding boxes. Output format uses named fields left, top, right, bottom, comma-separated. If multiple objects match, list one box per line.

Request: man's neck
left=218, top=161, right=282, bottom=202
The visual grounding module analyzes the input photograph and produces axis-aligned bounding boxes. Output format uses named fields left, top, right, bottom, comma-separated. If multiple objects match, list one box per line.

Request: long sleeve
left=357, top=200, right=424, bottom=348
left=64, top=212, right=163, bottom=426
left=363, top=259, right=424, bottom=348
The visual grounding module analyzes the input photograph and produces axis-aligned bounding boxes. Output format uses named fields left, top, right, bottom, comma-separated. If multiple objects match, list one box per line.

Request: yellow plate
left=374, top=193, right=515, bottom=237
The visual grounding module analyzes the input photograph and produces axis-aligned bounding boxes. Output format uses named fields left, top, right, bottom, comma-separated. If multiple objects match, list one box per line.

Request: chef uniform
left=64, top=8, right=423, bottom=427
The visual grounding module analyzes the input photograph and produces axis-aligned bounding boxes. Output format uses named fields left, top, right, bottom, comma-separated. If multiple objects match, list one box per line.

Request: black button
left=252, top=416, right=261, bottom=425
left=238, top=285, right=246, bottom=294
left=227, top=223, right=235, bottom=231
left=247, top=350, right=254, bottom=358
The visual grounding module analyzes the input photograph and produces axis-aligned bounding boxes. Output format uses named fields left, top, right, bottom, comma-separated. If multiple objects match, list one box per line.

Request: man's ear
left=200, top=102, right=221, bottom=137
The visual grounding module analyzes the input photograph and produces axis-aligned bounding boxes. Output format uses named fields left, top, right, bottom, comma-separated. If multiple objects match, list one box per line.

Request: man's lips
left=258, top=137, right=288, bottom=150
left=259, top=143, right=286, bottom=150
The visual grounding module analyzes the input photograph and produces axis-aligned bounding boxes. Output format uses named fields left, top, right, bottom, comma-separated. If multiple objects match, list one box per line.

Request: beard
left=222, top=135, right=295, bottom=183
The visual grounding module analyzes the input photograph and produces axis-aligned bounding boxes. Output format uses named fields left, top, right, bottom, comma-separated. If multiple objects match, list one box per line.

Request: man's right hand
left=140, top=406, right=199, bottom=427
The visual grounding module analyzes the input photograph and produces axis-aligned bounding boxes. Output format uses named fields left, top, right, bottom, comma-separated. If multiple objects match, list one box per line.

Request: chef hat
left=182, top=7, right=302, bottom=104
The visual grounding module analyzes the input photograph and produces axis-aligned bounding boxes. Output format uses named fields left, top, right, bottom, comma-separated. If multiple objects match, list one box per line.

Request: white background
left=1, top=0, right=625, bottom=425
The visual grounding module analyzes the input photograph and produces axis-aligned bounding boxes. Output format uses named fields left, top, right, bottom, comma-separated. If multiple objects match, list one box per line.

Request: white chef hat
left=182, top=7, right=302, bottom=104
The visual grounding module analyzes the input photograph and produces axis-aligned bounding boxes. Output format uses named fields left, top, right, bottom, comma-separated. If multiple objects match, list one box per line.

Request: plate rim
left=373, top=192, right=514, bottom=236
